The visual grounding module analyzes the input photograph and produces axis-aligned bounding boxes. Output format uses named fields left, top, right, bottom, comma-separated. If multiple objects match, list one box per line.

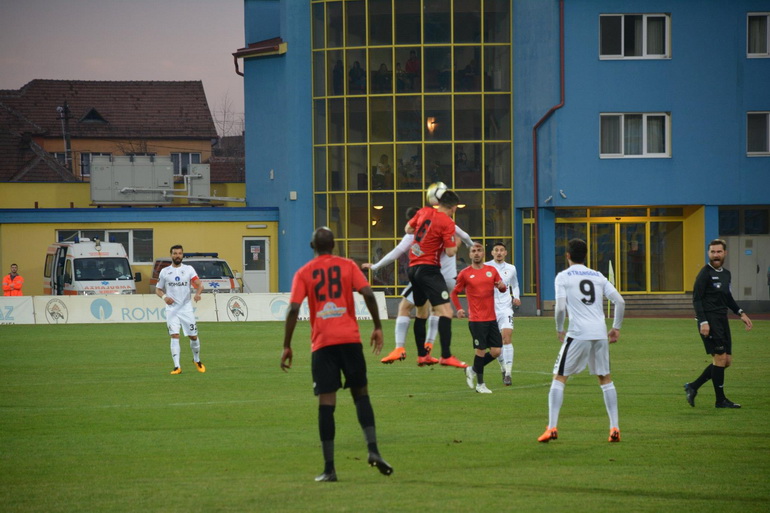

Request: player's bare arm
left=157, top=286, right=174, bottom=305
left=281, top=302, right=301, bottom=371
left=192, top=277, right=203, bottom=302
left=360, top=286, right=384, bottom=354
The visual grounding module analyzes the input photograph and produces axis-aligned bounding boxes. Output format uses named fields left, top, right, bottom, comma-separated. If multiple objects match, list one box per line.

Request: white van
left=43, top=239, right=141, bottom=295
left=149, top=253, right=241, bottom=294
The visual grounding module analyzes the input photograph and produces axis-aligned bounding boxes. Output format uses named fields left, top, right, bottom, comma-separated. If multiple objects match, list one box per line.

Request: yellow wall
left=0, top=221, right=278, bottom=295
left=682, top=205, right=705, bottom=292
left=0, top=183, right=246, bottom=209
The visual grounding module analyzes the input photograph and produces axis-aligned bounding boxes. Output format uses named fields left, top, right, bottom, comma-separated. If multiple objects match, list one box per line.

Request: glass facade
left=312, top=0, right=513, bottom=296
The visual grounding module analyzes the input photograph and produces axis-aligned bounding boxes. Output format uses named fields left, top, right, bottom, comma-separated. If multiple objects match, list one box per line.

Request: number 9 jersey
left=554, top=264, right=624, bottom=340
left=289, top=254, right=371, bottom=352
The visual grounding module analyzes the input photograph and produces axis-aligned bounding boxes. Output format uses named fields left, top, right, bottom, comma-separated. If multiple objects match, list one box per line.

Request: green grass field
left=1, top=318, right=768, bottom=513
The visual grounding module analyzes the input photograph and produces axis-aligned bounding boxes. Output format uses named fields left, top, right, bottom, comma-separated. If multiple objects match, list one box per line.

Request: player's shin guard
left=394, top=316, right=410, bottom=348
left=427, top=315, right=440, bottom=343
left=438, top=316, right=452, bottom=359
left=414, top=317, right=427, bottom=356
left=711, top=365, right=726, bottom=402
left=548, top=380, right=565, bottom=429
left=190, top=337, right=201, bottom=362
left=354, top=395, right=379, bottom=454
left=170, top=338, right=181, bottom=368
left=319, top=404, right=336, bottom=472
left=601, top=382, right=619, bottom=429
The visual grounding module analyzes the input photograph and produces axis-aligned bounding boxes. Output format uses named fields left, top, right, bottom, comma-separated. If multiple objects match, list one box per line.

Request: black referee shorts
left=311, top=343, right=368, bottom=395
left=698, top=314, right=732, bottom=355
left=407, top=264, right=450, bottom=307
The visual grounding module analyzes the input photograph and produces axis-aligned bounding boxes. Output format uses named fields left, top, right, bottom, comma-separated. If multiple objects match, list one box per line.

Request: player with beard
left=684, top=239, right=752, bottom=408
left=485, top=242, right=521, bottom=385
left=156, top=245, right=205, bottom=374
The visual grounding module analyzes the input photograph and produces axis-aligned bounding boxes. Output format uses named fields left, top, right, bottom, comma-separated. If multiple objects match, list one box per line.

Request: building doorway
left=242, top=237, right=269, bottom=293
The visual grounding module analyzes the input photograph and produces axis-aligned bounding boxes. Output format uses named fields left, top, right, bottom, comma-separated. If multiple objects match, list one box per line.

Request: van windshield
left=189, top=260, right=234, bottom=279
left=75, top=258, right=133, bottom=280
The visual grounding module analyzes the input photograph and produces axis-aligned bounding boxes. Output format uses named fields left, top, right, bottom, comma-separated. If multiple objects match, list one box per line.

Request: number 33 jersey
left=290, top=254, right=371, bottom=351
left=554, top=264, right=620, bottom=340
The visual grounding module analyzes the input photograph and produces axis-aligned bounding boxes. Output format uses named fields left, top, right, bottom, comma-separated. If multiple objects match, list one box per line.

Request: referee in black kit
left=684, top=239, right=752, bottom=409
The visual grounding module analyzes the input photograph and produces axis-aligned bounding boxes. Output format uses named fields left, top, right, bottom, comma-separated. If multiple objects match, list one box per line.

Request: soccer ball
left=426, top=181, right=448, bottom=205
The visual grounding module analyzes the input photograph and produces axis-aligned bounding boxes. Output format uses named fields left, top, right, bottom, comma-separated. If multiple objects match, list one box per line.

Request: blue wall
left=244, top=0, right=314, bottom=291
left=514, top=0, right=770, bottom=301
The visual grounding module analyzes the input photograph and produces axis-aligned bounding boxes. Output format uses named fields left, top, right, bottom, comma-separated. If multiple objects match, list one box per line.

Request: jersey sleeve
left=156, top=270, right=167, bottom=290
left=451, top=269, right=467, bottom=310
left=692, top=267, right=709, bottom=323
left=509, top=266, right=520, bottom=299
left=371, top=235, right=412, bottom=271
left=442, top=217, right=457, bottom=248
left=454, top=225, right=474, bottom=248
left=491, top=268, right=506, bottom=292
left=289, top=268, right=309, bottom=304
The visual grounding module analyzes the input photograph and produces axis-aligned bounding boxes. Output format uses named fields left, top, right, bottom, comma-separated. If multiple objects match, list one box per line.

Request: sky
left=0, top=0, right=245, bottom=135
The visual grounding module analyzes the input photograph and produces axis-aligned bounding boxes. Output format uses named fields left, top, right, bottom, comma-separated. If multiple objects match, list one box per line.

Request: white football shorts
left=496, top=306, right=514, bottom=331
left=166, top=303, right=198, bottom=337
left=552, top=337, right=610, bottom=377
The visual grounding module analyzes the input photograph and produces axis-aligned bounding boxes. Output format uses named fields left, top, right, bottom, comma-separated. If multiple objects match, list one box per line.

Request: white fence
left=0, top=293, right=388, bottom=325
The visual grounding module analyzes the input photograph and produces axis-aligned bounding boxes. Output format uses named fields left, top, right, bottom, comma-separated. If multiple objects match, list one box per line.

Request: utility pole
left=57, top=101, right=72, bottom=171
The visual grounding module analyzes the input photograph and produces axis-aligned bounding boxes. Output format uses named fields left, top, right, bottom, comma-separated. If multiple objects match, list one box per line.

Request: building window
left=600, top=113, right=670, bottom=158
left=79, top=152, right=111, bottom=177
left=311, top=0, right=512, bottom=296
left=170, top=152, right=201, bottom=175
left=600, top=14, right=670, bottom=59
left=56, top=229, right=153, bottom=264
left=748, top=13, right=769, bottom=57
left=747, top=112, right=769, bottom=154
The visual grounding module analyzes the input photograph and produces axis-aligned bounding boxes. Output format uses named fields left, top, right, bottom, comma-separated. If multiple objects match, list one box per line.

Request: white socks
left=601, top=382, right=619, bottom=429
left=427, top=315, right=439, bottom=343
left=394, top=316, right=410, bottom=348
left=547, top=380, right=565, bottom=429
left=170, top=338, right=181, bottom=368
left=498, top=344, right=514, bottom=375
left=190, top=337, right=201, bottom=363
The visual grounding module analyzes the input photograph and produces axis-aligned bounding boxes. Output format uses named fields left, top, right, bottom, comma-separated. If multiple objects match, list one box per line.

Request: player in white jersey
left=537, top=238, right=625, bottom=444
left=362, top=207, right=474, bottom=365
left=155, top=244, right=205, bottom=375
left=485, top=242, right=521, bottom=386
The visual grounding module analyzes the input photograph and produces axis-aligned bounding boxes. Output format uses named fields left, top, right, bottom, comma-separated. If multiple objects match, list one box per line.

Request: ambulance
left=43, top=239, right=141, bottom=295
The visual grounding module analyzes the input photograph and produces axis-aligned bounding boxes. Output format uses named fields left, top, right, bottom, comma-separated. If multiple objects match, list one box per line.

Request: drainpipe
left=531, top=0, right=565, bottom=316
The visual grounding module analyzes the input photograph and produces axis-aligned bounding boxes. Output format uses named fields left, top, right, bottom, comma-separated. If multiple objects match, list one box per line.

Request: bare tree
left=213, top=92, right=244, bottom=138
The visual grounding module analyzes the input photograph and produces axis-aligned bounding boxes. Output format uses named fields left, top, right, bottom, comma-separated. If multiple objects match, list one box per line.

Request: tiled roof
left=0, top=79, right=217, bottom=139
left=210, top=157, right=245, bottom=183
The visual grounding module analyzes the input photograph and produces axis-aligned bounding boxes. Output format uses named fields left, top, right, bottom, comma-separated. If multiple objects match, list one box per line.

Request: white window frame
left=747, top=112, right=770, bottom=155
left=748, top=13, right=770, bottom=58
left=79, top=152, right=111, bottom=177
left=599, top=14, right=671, bottom=60
left=170, top=152, right=202, bottom=176
left=600, top=112, right=671, bottom=159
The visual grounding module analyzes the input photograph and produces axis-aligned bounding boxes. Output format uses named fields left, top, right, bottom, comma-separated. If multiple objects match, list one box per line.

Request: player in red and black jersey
left=451, top=243, right=507, bottom=393
left=405, top=190, right=467, bottom=368
left=281, top=227, right=393, bottom=482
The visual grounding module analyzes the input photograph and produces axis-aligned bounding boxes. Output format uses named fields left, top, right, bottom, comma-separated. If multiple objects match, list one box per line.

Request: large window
left=311, top=0, right=513, bottom=296
left=56, top=229, right=153, bottom=264
left=600, top=14, right=670, bottom=59
left=748, top=13, right=769, bottom=57
left=170, top=152, right=201, bottom=176
left=79, top=152, right=111, bottom=177
left=747, top=112, right=769, bottom=155
left=600, top=113, right=670, bottom=158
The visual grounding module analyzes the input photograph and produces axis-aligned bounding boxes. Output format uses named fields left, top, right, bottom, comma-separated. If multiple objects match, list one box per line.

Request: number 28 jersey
left=554, top=264, right=619, bottom=340
left=290, top=254, right=370, bottom=352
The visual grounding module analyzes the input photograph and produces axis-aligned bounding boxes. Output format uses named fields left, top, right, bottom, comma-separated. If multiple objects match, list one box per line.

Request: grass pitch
left=1, top=318, right=768, bottom=512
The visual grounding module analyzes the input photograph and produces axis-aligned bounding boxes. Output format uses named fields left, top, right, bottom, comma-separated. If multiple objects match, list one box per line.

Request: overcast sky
left=0, top=0, right=245, bottom=132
